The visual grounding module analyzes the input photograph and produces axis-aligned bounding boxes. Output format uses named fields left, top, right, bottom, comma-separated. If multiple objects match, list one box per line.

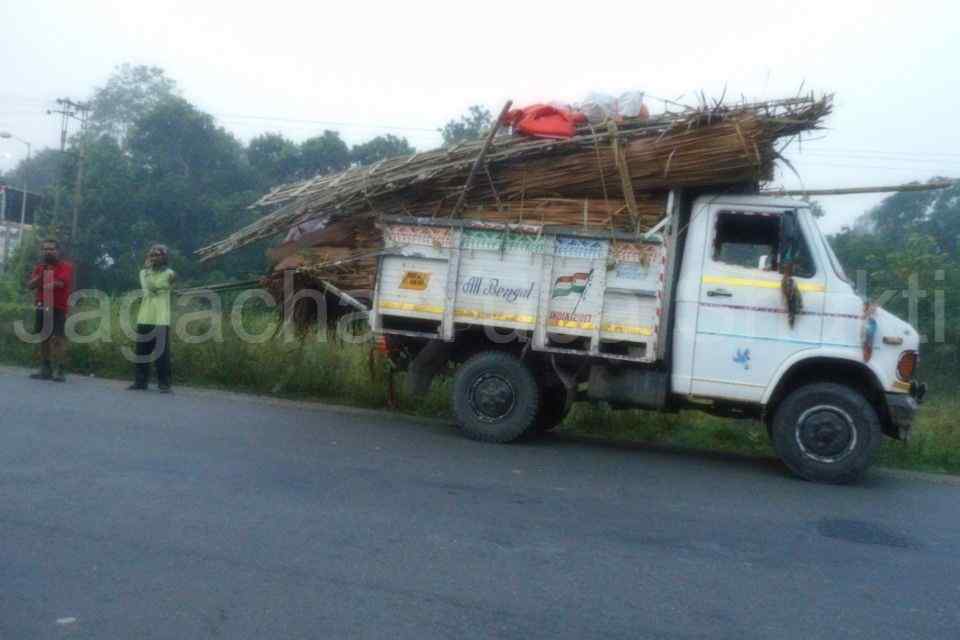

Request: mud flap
left=404, top=340, right=454, bottom=397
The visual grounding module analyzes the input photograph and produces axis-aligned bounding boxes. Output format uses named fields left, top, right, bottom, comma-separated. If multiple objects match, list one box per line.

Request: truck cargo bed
left=371, top=217, right=667, bottom=363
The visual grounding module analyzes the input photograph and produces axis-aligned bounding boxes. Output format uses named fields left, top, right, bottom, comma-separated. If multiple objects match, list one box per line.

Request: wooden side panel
left=600, top=241, right=663, bottom=344
left=545, top=236, right=607, bottom=338
left=453, top=229, right=543, bottom=331
left=377, top=256, right=448, bottom=320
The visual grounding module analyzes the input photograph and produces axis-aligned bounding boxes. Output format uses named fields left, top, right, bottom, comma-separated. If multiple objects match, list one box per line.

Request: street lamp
left=0, top=131, right=32, bottom=226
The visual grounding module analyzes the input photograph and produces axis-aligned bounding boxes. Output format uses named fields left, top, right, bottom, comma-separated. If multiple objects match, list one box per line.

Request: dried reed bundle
left=268, top=218, right=380, bottom=292
left=459, top=196, right=666, bottom=231
left=261, top=266, right=375, bottom=333
left=197, top=96, right=831, bottom=261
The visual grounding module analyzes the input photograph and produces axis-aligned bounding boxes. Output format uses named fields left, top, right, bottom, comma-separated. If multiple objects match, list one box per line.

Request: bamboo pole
left=762, top=180, right=957, bottom=197
left=451, top=100, right=513, bottom=218
left=607, top=119, right=640, bottom=223
left=175, top=279, right=263, bottom=296
left=317, top=279, right=369, bottom=313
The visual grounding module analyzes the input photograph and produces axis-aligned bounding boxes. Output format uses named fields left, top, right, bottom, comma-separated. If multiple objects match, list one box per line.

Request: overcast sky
left=1, top=0, right=957, bottom=233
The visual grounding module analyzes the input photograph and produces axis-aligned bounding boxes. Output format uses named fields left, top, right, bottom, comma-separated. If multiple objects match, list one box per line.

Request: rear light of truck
left=897, top=350, right=918, bottom=382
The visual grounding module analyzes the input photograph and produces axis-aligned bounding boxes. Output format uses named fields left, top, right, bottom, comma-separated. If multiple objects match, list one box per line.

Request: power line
left=3, top=94, right=442, bottom=135
left=0, top=92, right=50, bottom=104
left=781, top=160, right=960, bottom=172
left=787, top=146, right=960, bottom=159
left=5, top=91, right=960, bottom=160
left=787, top=152, right=960, bottom=165
left=0, top=108, right=50, bottom=114
left=5, top=90, right=960, bottom=148
left=2, top=94, right=438, bottom=130
left=212, top=112, right=440, bottom=133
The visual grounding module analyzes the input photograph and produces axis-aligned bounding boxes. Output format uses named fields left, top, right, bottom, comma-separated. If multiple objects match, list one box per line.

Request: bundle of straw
left=197, top=96, right=831, bottom=262
left=459, top=196, right=666, bottom=232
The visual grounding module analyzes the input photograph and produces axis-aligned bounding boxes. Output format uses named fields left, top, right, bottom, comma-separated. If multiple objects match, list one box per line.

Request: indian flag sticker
left=552, top=271, right=591, bottom=298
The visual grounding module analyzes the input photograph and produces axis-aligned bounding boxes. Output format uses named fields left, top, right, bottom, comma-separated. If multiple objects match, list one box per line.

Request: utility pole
left=68, top=101, right=91, bottom=243
left=46, top=98, right=91, bottom=246
left=47, top=101, right=75, bottom=221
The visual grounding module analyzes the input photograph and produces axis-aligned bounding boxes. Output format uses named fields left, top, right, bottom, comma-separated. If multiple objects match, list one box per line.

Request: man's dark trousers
left=134, top=324, right=171, bottom=388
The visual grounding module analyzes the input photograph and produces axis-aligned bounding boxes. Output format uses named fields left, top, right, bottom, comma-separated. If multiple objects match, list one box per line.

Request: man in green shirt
left=129, top=245, right=176, bottom=392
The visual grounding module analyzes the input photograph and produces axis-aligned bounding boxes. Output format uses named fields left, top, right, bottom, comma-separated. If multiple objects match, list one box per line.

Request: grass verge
left=1, top=301, right=955, bottom=474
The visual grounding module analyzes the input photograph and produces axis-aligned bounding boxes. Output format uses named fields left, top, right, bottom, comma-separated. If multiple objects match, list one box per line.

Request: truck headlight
left=897, top=350, right=918, bottom=382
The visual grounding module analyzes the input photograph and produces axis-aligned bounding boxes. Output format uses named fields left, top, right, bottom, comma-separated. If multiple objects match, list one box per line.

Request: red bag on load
left=503, top=104, right=587, bottom=139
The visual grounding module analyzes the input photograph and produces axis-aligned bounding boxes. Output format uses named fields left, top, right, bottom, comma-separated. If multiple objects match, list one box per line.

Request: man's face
left=41, top=243, right=59, bottom=263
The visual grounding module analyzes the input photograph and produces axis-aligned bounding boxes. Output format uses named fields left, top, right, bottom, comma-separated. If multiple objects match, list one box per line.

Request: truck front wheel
left=453, top=351, right=539, bottom=443
left=770, top=382, right=882, bottom=484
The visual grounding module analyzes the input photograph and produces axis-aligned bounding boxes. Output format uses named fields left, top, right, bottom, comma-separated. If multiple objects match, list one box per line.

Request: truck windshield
left=811, top=216, right=851, bottom=283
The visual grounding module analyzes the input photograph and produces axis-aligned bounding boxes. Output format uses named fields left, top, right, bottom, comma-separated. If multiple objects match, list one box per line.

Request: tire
left=452, top=351, right=539, bottom=443
left=535, top=382, right=570, bottom=432
left=770, top=382, right=882, bottom=484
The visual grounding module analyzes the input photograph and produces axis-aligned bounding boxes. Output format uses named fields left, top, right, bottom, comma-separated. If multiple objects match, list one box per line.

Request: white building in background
left=1, top=184, right=39, bottom=272
left=1, top=220, right=32, bottom=269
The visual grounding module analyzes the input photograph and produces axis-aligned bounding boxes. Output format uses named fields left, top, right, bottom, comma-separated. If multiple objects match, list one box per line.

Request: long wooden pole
left=451, top=100, right=513, bottom=218
left=175, top=278, right=263, bottom=296
left=763, top=180, right=957, bottom=197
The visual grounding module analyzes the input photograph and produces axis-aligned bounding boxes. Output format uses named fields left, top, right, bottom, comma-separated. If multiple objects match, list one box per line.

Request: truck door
left=690, top=208, right=825, bottom=402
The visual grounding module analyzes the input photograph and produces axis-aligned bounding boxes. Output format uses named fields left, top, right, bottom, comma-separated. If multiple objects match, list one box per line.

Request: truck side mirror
left=779, top=210, right=800, bottom=274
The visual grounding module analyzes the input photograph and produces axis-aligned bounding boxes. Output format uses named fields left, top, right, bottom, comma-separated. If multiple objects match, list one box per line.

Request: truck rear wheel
left=453, top=351, right=539, bottom=443
left=770, top=382, right=881, bottom=484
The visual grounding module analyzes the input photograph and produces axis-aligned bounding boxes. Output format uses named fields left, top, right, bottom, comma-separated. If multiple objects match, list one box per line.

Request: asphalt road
left=2, top=368, right=959, bottom=640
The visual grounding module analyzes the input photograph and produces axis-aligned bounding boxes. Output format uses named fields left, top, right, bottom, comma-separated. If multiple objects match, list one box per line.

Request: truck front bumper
left=886, top=389, right=922, bottom=439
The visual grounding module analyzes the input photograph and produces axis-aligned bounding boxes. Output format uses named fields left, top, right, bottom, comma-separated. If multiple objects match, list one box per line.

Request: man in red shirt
left=26, top=239, right=74, bottom=382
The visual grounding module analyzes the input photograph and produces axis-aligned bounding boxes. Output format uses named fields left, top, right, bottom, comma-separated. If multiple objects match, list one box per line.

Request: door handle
left=707, top=288, right=733, bottom=298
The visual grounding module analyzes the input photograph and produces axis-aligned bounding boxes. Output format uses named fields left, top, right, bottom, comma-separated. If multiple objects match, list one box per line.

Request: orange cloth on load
left=503, top=104, right=587, bottom=139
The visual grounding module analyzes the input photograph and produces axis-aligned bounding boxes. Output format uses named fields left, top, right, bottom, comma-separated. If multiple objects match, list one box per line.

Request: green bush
left=0, top=302, right=36, bottom=367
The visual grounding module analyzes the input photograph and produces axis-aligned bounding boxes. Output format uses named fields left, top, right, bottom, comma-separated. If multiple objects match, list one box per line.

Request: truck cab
left=667, top=195, right=923, bottom=481
left=373, top=191, right=924, bottom=483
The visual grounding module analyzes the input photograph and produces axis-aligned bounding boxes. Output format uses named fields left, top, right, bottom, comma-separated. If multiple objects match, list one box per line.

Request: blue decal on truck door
left=733, top=348, right=751, bottom=370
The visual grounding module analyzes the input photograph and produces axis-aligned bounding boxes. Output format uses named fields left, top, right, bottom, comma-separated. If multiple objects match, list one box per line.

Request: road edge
left=2, top=364, right=957, bottom=485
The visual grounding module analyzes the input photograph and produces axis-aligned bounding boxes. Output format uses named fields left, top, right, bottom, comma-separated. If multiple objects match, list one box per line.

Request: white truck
left=370, top=191, right=925, bottom=483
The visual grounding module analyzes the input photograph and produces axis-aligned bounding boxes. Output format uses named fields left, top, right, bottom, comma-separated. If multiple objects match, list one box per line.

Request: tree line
left=0, top=64, right=491, bottom=292
left=830, top=180, right=959, bottom=379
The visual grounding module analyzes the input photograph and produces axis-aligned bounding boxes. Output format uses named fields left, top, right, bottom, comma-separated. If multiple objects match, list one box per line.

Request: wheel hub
left=796, top=405, right=857, bottom=463
left=469, top=374, right=516, bottom=422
